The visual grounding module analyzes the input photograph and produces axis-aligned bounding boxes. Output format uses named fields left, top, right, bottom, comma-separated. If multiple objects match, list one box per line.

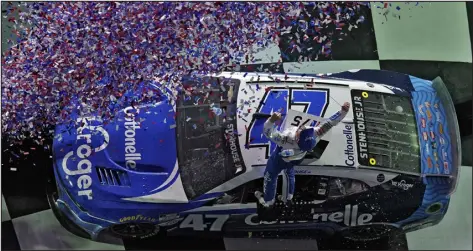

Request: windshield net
left=351, top=90, right=421, bottom=173
left=176, top=77, right=244, bottom=200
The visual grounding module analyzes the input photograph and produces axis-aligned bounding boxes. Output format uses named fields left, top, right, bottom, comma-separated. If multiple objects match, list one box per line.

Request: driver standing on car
left=255, top=102, right=351, bottom=207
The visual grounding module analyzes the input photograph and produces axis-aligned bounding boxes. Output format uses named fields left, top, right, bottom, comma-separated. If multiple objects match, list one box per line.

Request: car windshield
left=175, top=77, right=244, bottom=200
left=351, top=90, right=421, bottom=173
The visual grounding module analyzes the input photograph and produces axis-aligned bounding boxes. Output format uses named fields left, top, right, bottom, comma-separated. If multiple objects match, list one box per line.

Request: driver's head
left=297, top=127, right=316, bottom=151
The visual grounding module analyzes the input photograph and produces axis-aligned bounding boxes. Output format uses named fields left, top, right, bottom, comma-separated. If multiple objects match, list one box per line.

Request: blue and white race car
left=47, top=70, right=462, bottom=242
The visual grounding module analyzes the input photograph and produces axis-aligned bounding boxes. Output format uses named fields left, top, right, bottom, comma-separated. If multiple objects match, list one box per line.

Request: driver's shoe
left=255, top=191, right=274, bottom=208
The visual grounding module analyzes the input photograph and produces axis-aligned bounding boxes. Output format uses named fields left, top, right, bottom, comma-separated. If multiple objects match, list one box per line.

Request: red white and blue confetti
left=2, top=2, right=370, bottom=145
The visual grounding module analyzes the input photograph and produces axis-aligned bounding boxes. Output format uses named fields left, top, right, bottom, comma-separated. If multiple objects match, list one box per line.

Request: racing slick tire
left=339, top=224, right=400, bottom=242
left=109, top=223, right=160, bottom=240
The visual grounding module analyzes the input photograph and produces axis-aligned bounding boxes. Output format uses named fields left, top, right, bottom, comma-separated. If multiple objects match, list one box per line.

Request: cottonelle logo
left=245, top=204, right=373, bottom=227
left=62, top=117, right=110, bottom=200
left=123, top=106, right=142, bottom=169
left=343, top=124, right=355, bottom=166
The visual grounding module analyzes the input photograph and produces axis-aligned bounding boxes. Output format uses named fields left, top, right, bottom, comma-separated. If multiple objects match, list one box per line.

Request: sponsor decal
left=439, top=123, right=444, bottom=135
left=433, top=152, right=439, bottom=162
left=442, top=148, right=448, bottom=160
left=391, top=180, right=414, bottom=191
left=245, top=204, right=373, bottom=227
left=352, top=95, right=369, bottom=162
left=225, top=123, right=244, bottom=172
left=138, top=229, right=160, bottom=239
left=382, top=84, right=406, bottom=93
left=425, top=102, right=431, bottom=108
left=159, top=213, right=179, bottom=221
left=159, top=219, right=181, bottom=227
left=124, top=107, right=142, bottom=169
left=159, top=214, right=181, bottom=227
left=343, top=124, right=355, bottom=167
left=180, top=214, right=230, bottom=231
left=119, top=214, right=157, bottom=223
left=61, top=117, right=110, bottom=200
left=439, top=137, right=445, bottom=145
left=430, top=131, right=435, bottom=140
left=443, top=162, right=450, bottom=174
left=295, top=169, right=311, bottom=174
left=421, top=118, right=426, bottom=128
left=435, top=111, right=441, bottom=123
left=433, top=103, right=439, bottom=109
left=431, top=142, right=437, bottom=150
left=426, top=109, right=432, bottom=120
left=425, top=143, right=430, bottom=155
left=423, top=132, right=428, bottom=141
left=427, top=157, right=433, bottom=168
left=418, top=105, right=424, bottom=115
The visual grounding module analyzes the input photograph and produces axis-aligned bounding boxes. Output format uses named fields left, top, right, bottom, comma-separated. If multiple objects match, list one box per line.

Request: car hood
left=52, top=101, right=181, bottom=204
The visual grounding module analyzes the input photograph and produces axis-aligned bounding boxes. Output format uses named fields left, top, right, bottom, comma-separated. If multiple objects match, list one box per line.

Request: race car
left=47, top=69, right=462, bottom=242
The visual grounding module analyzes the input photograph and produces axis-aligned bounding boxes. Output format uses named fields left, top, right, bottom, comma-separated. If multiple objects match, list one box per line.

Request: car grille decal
left=96, top=166, right=130, bottom=187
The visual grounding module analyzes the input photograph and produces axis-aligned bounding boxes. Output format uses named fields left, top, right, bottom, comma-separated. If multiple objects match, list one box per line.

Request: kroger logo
left=61, top=117, right=110, bottom=200
left=391, top=180, right=414, bottom=191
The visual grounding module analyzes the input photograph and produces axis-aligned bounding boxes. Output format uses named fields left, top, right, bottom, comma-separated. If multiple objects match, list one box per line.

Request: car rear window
left=351, top=90, right=421, bottom=173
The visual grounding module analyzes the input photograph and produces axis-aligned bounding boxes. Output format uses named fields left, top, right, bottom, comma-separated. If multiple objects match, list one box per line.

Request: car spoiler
left=430, top=77, right=462, bottom=193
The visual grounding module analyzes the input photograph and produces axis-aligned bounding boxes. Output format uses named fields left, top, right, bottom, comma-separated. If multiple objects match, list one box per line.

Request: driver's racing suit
left=261, top=108, right=349, bottom=206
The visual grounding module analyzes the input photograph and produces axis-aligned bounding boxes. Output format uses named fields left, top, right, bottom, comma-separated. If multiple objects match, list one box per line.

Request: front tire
left=110, top=223, right=160, bottom=240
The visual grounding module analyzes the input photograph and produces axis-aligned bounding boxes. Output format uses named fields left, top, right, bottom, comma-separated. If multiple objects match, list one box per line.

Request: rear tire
left=340, top=224, right=399, bottom=242
left=110, top=223, right=160, bottom=240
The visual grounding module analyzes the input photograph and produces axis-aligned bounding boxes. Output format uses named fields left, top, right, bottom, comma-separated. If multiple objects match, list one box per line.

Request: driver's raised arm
left=310, top=102, right=350, bottom=138
left=263, top=118, right=286, bottom=147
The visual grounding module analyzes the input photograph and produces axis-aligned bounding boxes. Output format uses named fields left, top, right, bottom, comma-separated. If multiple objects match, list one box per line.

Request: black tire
left=340, top=224, right=399, bottom=242
left=109, top=223, right=160, bottom=240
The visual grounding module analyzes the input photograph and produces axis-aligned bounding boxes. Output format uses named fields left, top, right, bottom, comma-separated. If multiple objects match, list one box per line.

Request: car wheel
left=110, top=223, right=159, bottom=240
left=340, top=224, right=399, bottom=242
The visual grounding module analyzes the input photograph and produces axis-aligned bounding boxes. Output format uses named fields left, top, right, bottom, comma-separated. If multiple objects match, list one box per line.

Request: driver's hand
left=269, top=112, right=283, bottom=122
left=342, top=102, right=350, bottom=112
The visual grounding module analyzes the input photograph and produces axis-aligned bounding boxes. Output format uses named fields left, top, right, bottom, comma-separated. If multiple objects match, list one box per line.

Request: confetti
left=375, top=1, right=424, bottom=22
left=278, top=2, right=371, bottom=61
left=1, top=2, right=292, bottom=142
left=1, top=2, right=406, bottom=150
